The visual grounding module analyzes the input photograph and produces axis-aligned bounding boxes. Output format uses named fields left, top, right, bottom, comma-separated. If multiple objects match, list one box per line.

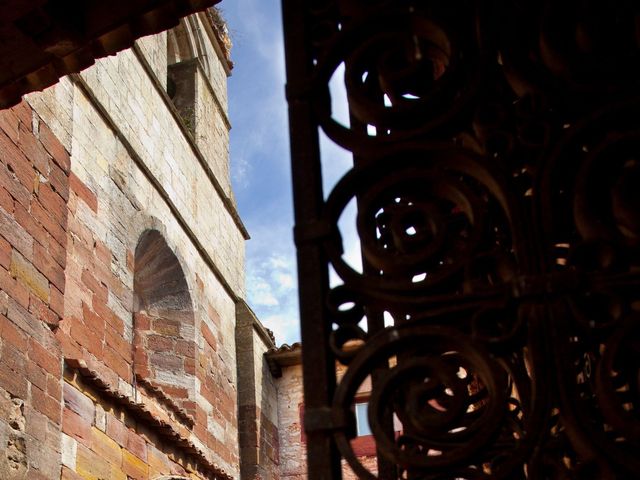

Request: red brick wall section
left=198, top=308, right=238, bottom=467
left=56, top=160, right=134, bottom=389
left=0, top=101, right=70, bottom=479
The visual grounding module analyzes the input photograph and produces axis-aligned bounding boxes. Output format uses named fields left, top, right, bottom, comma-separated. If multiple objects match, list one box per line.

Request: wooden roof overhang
left=0, top=0, right=221, bottom=108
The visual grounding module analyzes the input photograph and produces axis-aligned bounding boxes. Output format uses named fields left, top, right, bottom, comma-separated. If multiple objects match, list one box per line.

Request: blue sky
left=220, top=1, right=361, bottom=345
left=220, top=0, right=300, bottom=345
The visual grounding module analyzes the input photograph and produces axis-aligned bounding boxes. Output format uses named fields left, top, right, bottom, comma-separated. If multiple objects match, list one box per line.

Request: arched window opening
left=133, top=230, right=196, bottom=417
left=167, top=20, right=196, bottom=66
left=166, top=19, right=200, bottom=133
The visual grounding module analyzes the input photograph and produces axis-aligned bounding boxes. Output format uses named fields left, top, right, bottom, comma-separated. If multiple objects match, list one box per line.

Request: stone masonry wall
left=236, top=302, right=279, bottom=480
left=0, top=14, right=245, bottom=480
left=0, top=101, right=70, bottom=479
left=276, top=363, right=305, bottom=479
left=276, top=361, right=379, bottom=479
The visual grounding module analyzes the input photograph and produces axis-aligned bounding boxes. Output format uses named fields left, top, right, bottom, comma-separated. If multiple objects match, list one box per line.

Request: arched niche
left=133, top=229, right=196, bottom=417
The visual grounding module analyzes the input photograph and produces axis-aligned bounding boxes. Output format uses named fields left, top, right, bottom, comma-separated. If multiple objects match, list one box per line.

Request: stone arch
left=133, top=229, right=196, bottom=417
left=166, top=17, right=208, bottom=130
left=167, top=19, right=196, bottom=65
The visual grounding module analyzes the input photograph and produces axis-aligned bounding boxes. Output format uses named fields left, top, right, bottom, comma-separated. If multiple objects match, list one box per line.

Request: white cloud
left=273, top=271, right=294, bottom=290
left=244, top=227, right=300, bottom=344
left=249, top=276, right=280, bottom=307
left=268, top=255, right=290, bottom=270
left=260, top=312, right=300, bottom=347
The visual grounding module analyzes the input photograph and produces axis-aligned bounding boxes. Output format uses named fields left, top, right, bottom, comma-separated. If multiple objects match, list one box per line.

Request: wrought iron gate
left=282, top=1, right=640, bottom=478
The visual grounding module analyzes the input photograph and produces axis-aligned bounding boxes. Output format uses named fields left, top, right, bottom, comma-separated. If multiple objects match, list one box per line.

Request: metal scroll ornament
left=283, top=1, right=640, bottom=478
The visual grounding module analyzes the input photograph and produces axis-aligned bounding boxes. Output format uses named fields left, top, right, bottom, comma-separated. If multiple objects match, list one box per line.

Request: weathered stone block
left=122, top=448, right=148, bottom=479
left=91, top=427, right=122, bottom=466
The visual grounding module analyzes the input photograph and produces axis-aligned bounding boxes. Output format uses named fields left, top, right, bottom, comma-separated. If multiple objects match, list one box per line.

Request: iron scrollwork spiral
left=283, top=0, right=640, bottom=478
left=332, top=322, right=540, bottom=479
left=323, top=147, right=516, bottom=300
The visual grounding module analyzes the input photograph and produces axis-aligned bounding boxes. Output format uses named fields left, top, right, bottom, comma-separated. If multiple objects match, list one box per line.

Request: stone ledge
left=65, top=358, right=232, bottom=480
left=134, top=374, right=195, bottom=429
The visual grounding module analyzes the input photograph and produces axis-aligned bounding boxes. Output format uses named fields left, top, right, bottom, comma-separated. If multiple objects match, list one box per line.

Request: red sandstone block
left=147, top=334, right=173, bottom=352
left=133, top=312, right=150, bottom=330
left=105, top=325, right=131, bottom=360
left=11, top=249, right=49, bottom=303
left=17, top=121, right=49, bottom=176
left=0, top=203, right=33, bottom=261
left=0, top=357, right=28, bottom=397
left=184, top=357, right=196, bottom=376
left=92, top=298, right=121, bottom=332
left=12, top=278, right=30, bottom=309
left=93, top=240, right=111, bottom=267
left=48, top=158, right=69, bottom=201
left=61, top=466, right=84, bottom=480
left=2, top=341, right=25, bottom=372
left=47, top=233, right=66, bottom=269
left=50, top=285, right=64, bottom=317
left=133, top=361, right=151, bottom=379
left=38, top=121, right=70, bottom=173
left=200, top=384, right=215, bottom=406
left=81, top=269, right=107, bottom=303
left=32, top=384, right=61, bottom=423
left=106, top=416, right=128, bottom=448
left=14, top=202, right=46, bottom=245
left=63, top=382, right=95, bottom=422
left=0, top=160, right=30, bottom=208
left=30, top=199, right=66, bottom=246
left=182, top=400, right=196, bottom=413
left=201, top=323, right=217, bottom=350
left=195, top=405, right=207, bottom=424
left=175, top=339, right=195, bottom=358
left=69, top=172, right=97, bottom=213
left=103, top=345, right=130, bottom=381
left=193, top=422, right=206, bottom=441
left=0, top=106, right=20, bottom=140
left=0, top=186, right=12, bottom=214
left=160, top=385, right=188, bottom=399
left=37, top=182, right=66, bottom=226
left=132, top=345, right=147, bottom=365
left=0, top=236, right=10, bottom=270
left=29, top=292, right=59, bottom=328
left=29, top=337, right=60, bottom=376
left=82, top=301, right=105, bottom=331
left=69, top=318, right=103, bottom=358
left=24, top=405, right=48, bottom=442
left=26, top=359, right=47, bottom=391
left=126, top=428, right=148, bottom=461
left=0, top=129, right=36, bottom=191
left=149, top=352, right=182, bottom=371
left=0, top=313, right=28, bottom=350
left=55, top=330, right=83, bottom=361
left=11, top=102, right=32, bottom=128
left=153, top=318, right=179, bottom=337
left=63, top=407, right=92, bottom=446
left=47, top=373, right=61, bottom=402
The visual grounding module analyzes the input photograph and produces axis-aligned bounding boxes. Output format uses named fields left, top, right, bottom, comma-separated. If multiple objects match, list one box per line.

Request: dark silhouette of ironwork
left=282, top=1, right=640, bottom=478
